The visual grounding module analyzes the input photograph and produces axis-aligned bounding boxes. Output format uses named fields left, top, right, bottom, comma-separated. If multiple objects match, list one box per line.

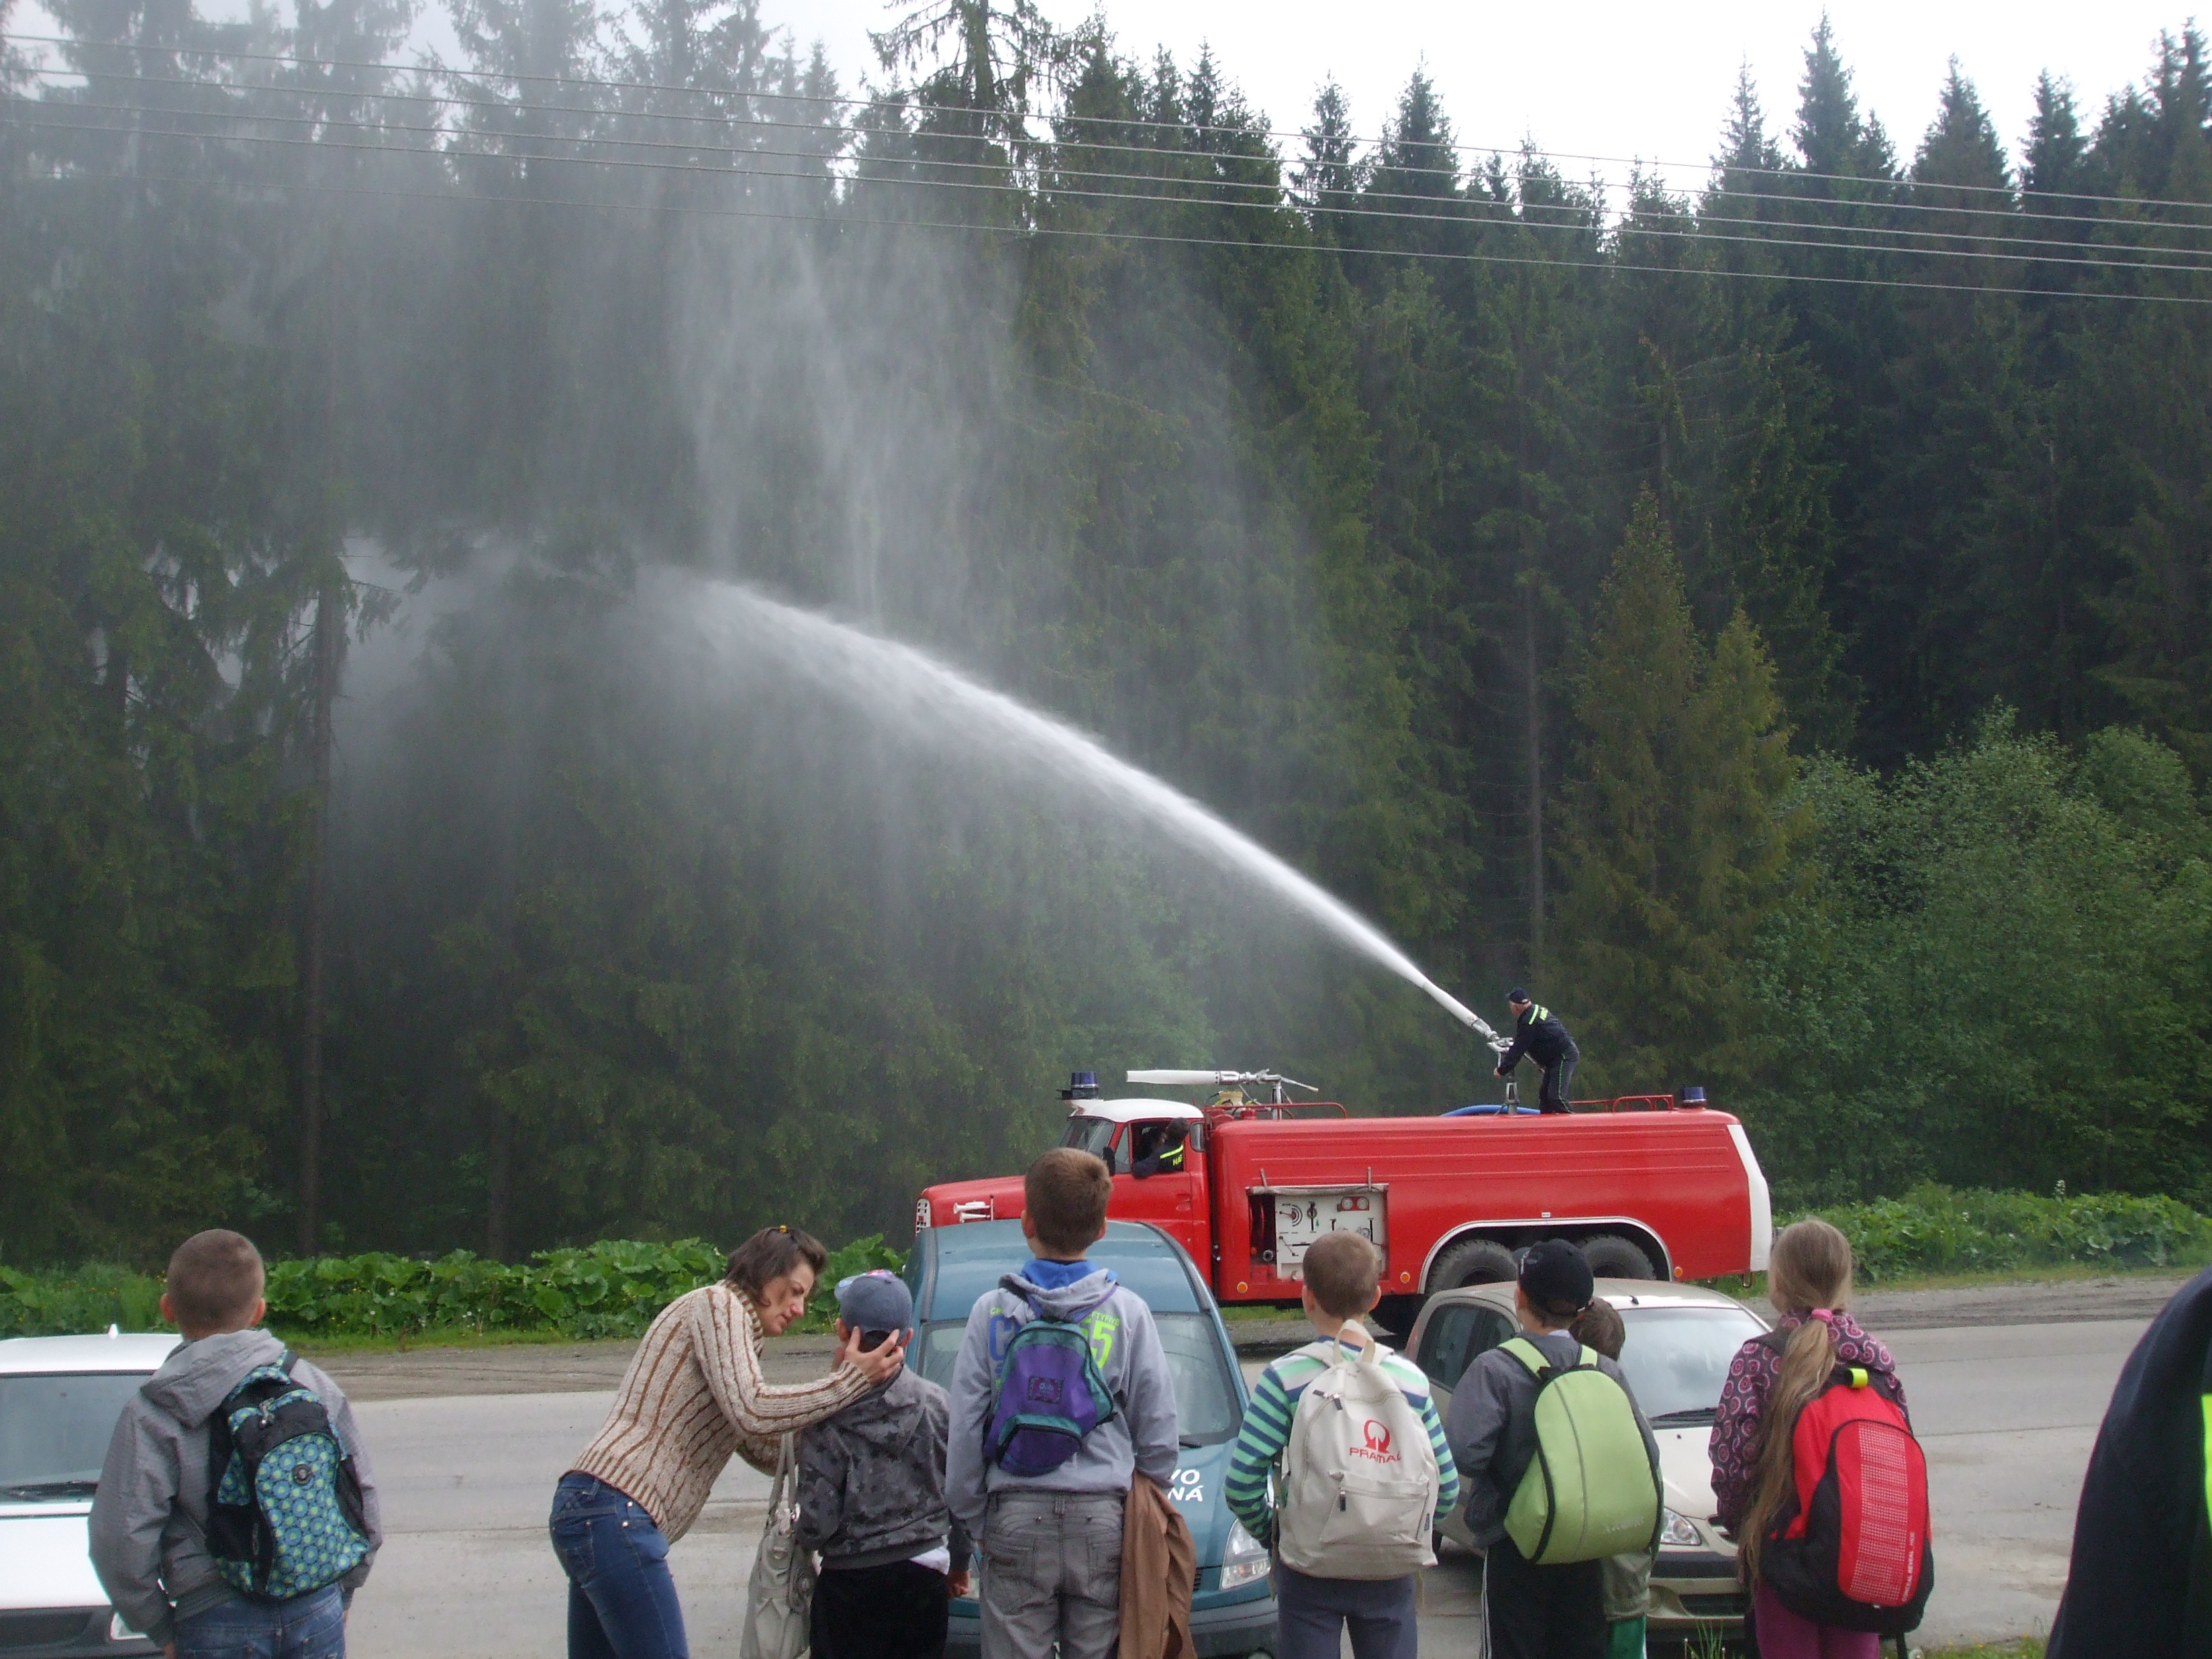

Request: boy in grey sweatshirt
left=797, top=1269, right=971, bottom=1659
left=89, top=1231, right=381, bottom=1658
left=946, top=1149, right=1178, bottom=1659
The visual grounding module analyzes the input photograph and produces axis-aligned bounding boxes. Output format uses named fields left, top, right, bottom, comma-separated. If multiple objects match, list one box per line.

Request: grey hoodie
left=88, top=1329, right=383, bottom=1647
left=944, top=1266, right=1178, bottom=1542
left=794, top=1367, right=972, bottom=1571
left=1442, top=1327, right=1660, bottom=1549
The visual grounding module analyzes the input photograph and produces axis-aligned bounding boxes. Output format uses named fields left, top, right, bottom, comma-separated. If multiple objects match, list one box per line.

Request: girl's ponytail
left=1738, top=1218, right=1856, bottom=1585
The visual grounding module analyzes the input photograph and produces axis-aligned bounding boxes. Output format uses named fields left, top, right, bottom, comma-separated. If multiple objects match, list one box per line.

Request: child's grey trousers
left=977, top=1489, right=1126, bottom=1659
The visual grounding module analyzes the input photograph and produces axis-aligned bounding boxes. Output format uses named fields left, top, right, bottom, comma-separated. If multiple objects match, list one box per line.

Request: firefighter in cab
left=1495, top=989, right=1580, bottom=1114
left=1131, top=1121, right=1189, bottom=1178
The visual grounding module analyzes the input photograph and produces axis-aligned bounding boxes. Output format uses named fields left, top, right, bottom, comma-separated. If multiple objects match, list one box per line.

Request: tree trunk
left=1523, top=573, right=1545, bottom=962
left=486, top=1107, right=512, bottom=1260
left=298, top=583, right=338, bottom=1255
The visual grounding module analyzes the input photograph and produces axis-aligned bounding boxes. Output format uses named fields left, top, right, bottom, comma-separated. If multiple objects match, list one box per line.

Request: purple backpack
left=986, top=1274, right=1118, bottom=1476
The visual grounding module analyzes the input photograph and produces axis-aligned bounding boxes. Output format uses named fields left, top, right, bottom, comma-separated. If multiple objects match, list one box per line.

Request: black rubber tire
left=1372, top=1294, right=1422, bottom=1341
left=1427, top=1236, right=1517, bottom=1292
left=1581, top=1234, right=1658, bottom=1280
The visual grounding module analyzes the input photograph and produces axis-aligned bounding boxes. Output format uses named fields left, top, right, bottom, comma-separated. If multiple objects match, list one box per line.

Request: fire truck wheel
left=1428, top=1236, right=1517, bottom=1292
left=1372, top=1295, right=1421, bottom=1340
left=1580, top=1234, right=1658, bottom=1280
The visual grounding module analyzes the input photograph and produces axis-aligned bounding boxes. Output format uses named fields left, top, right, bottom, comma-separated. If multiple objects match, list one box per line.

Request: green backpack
left=1500, top=1338, right=1662, bottom=1566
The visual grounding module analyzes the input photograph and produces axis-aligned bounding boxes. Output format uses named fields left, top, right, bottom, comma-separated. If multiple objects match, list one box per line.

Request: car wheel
left=1581, top=1234, right=1658, bottom=1280
left=1428, top=1236, right=1516, bottom=1291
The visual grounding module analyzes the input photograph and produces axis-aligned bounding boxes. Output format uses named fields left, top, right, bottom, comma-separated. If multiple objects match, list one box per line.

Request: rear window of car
left=915, top=1311, right=1242, bottom=1446
left=0, top=1372, right=150, bottom=1497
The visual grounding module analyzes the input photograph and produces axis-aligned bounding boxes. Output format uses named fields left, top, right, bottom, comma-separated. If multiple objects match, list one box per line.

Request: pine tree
left=1556, top=495, right=1807, bottom=1091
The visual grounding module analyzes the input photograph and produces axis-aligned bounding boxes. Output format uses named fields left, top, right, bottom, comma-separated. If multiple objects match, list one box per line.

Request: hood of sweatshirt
left=1000, top=1266, right=1117, bottom=1322
left=139, top=1328, right=289, bottom=1428
left=831, top=1368, right=938, bottom=1456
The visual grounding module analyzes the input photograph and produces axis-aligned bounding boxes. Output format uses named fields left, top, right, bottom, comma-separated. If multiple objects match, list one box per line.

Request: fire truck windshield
left=1060, top=1116, right=1118, bottom=1160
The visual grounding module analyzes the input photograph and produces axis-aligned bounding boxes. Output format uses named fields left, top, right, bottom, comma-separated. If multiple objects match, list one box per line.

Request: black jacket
left=1497, top=1005, right=1577, bottom=1070
left=2046, top=1264, right=2212, bottom=1658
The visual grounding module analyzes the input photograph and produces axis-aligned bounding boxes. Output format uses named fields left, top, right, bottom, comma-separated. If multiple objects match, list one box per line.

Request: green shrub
left=1, top=1236, right=907, bottom=1342
left=0, top=1262, right=166, bottom=1338
left=1811, top=1183, right=2212, bottom=1281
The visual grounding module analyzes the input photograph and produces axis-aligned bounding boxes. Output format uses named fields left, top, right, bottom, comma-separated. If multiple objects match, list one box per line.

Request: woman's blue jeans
left=548, top=1472, right=690, bottom=1659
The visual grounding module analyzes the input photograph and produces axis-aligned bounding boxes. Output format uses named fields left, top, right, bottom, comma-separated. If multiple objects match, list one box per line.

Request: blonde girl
left=1709, top=1219, right=1909, bottom=1659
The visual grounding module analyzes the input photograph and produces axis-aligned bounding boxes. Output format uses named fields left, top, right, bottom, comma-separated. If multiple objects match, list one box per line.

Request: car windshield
left=1615, top=1305, right=1767, bottom=1424
left=1060, top=1117, right=1119, bottom=1160
left=915, top=1311, right=1242, bottom=1447
left=0, top=1372, right=150, bottom=1497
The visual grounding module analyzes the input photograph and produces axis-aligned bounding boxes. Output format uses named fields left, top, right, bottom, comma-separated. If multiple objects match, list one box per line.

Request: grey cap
left=836, top=1269, right=913, bottom=1337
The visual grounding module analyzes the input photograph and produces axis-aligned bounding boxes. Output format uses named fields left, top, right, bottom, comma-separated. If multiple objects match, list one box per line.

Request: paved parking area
left=340, top=1309, right=2142, bottom=1656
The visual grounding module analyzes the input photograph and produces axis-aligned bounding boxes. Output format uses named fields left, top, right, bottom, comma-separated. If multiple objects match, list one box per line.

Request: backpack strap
left=1500, top=1337, right=1595, bottom=1382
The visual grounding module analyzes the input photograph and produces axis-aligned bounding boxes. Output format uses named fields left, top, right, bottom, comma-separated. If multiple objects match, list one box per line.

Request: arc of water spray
left=685, top=579, right=1508, bottom=1052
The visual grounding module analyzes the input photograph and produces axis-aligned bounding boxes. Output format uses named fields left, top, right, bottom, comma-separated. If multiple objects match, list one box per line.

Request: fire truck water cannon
left=1126, top=1069, right=1318, bottom=1107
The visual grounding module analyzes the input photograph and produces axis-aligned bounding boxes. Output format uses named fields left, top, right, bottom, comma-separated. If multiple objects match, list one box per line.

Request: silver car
left=0, top=1331, right=180, bottom=1656
left=1406, top=1278, right=1768, bottom=1640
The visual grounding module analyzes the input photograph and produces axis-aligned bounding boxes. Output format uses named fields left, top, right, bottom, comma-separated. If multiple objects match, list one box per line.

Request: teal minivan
left=903, top=1219, right=1277, bottom=1658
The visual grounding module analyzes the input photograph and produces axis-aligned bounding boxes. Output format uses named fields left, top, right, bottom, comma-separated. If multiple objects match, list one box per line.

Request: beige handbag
left=740, top=1434, right=815, bottom=1659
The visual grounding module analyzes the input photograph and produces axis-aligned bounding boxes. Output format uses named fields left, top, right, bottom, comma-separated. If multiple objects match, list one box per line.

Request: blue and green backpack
left=203, top=1353, right=371, bottom=1600
left=986, top=1275, right=1117, bottom=1477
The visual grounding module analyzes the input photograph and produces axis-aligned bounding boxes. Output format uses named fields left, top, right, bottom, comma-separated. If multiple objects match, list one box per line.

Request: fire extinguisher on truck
left=914, top=1068, right=1772, bottom=1336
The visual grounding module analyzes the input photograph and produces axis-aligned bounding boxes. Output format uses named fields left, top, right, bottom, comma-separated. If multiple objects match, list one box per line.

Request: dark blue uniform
left=1495, top=1004, right=1580, bottom=1113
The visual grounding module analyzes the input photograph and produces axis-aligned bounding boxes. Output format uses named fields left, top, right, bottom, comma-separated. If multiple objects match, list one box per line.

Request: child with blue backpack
left=90, top=1229, right=381, bottom=1659
left=945, top=1147, right=1179, bottom=1659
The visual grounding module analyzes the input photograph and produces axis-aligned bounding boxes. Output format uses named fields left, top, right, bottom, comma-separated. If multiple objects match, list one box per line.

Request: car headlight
left=1219, top=1517, right=1271, bottom=1588
left=111, top=1612, right=148, bottom=1642
left=1658, top=1507, right=1704, bottom=1549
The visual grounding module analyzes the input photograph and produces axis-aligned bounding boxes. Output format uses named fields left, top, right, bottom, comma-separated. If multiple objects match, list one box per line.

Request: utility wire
left=21, top=106, right=2212, bottom=283
left=15, top=30, right=2212, bottom=220
left=18, top=53, right=2212, bottom=248
left=23, top=79, right=2212, bottom=265
left=32, top=153, right=2212, bottom=307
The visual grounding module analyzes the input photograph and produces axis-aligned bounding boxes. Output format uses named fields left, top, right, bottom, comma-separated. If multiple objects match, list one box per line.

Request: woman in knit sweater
left=549, top=1225, right=906, bottom=1659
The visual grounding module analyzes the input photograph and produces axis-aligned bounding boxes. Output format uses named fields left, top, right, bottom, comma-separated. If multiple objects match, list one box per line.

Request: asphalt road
left=339, top=1311, right=2147, bottom=1658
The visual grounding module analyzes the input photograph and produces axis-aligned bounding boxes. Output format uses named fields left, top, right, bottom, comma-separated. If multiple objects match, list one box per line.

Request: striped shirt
left=1223, top=1333, right=1460, bottom=1548
left=568, top=1282, right=870, bottom=1541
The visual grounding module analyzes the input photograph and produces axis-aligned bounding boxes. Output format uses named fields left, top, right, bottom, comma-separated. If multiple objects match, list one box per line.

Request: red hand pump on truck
left=915, top=1064, right=1772, bottom=1336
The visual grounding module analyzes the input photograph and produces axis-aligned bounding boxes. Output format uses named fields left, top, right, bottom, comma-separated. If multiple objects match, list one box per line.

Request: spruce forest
left=5, top=1, right=2211, bottom=1267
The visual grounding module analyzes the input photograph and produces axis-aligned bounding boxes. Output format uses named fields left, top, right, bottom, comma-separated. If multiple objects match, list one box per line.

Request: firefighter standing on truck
left=1495, top=989, right=1580, bottom=1114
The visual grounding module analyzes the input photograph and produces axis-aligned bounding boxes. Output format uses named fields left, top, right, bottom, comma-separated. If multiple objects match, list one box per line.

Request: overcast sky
left=752, top=1, right=2192, bottom=196
left=13, top=1, right=2198, bottom=196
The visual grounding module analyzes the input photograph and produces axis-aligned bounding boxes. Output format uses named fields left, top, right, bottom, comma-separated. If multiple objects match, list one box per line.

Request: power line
left=19, top=50, right=2212, bottom=253
left=21, top=105, right=2212, bottom=283
left=23, top=76, right=2212, bottom=266
left=30, top=152, right=2212, bottom=307
left=16, top=29, right=2212, bottom=221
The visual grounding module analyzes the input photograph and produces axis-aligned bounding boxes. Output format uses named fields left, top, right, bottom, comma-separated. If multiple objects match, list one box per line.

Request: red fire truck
left=915, top=1070, right=1772, bottom=1332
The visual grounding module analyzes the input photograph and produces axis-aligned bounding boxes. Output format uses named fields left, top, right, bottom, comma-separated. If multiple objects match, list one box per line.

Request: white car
left=1406, top=1277, right=1770, bottom=1639
left=0, top=1331, right=181, bottom=1656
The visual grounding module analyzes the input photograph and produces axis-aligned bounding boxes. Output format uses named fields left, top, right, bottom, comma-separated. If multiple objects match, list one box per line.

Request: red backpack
left=1756, top=1338, right=1936, bottom=1636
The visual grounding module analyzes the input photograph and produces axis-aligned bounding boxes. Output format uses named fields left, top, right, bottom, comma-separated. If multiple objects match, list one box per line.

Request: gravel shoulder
left=309, top=1271, right=2194, bottom=1402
